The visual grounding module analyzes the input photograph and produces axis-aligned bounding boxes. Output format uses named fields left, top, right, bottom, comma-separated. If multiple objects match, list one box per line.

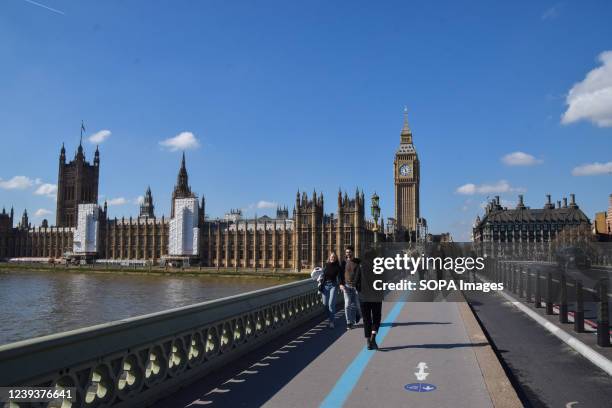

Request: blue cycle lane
left=320, top=300, right=407, bottom=408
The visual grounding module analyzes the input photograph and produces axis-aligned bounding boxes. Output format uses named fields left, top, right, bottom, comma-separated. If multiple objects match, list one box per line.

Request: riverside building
left=472, top=194, right=592, bottom=260
left=1, top=139, right=377, bottom=270
left=0, top=113, right=423, bottom=269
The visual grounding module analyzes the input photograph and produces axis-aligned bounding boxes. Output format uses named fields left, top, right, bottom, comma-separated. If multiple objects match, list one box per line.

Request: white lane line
left=478, top=275, right=612, bottom=376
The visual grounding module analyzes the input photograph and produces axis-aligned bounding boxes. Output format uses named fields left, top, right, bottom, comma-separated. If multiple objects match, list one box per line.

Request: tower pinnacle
left=401, top=106, right=413, bottom=144
left=76, top=121, right=85, bottom=159
left=139, top=186, right=155, bottom=218
left=94, top=145, right=100, bottom=166
left=171, top=152, right=194, bottom=217
left=176, top=152, right=189, bottom=193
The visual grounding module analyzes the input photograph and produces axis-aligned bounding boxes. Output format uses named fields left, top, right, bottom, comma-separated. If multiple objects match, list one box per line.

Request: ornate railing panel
left=0, top=279, right=321, bottom=407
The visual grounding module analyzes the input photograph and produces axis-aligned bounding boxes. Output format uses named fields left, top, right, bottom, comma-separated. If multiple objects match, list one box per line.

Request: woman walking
left=320, top=250, right=343, bottom=328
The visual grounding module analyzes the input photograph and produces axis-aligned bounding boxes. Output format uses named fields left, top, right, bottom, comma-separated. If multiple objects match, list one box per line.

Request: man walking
left=340, top=245, right=362, bottom=329
left=354, top=247, right=384, bottom=350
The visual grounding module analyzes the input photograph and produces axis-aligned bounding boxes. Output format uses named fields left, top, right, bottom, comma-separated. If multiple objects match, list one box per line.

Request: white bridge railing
left=0, top=279, right=321, bottom=407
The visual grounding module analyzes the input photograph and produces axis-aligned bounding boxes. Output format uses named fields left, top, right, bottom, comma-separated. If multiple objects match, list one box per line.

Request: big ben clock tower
left=394, top=108, right=420, bottom=235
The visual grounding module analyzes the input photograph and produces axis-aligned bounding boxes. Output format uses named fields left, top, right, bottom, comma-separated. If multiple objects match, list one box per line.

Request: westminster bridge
left=1, top=259, right=612, bottom=408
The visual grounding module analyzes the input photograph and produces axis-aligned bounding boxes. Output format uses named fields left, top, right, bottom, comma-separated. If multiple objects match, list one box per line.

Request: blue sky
left=1, top=0, right=611, bottom=240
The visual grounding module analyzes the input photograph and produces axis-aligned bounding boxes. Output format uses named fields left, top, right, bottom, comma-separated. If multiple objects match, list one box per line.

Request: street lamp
left=371, top=192, right=381, bottom=244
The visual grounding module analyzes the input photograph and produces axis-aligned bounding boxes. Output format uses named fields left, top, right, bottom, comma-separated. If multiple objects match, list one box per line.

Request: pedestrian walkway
left=153, top=297, right=520, bottom=408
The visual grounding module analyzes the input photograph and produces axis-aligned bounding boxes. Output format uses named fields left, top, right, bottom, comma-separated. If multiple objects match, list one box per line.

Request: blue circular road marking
left=404, top=383, right=437, bottom=392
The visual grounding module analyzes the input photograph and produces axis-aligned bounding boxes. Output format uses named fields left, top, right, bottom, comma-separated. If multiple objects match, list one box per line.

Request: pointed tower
left=394, top=107, right=420, bottom=235
left=171, top=152, right=195, bottom=217
left=60, top=143, right=66, bottom=164
left=94, top=145, right=100, bottom=167
left=139, top=186, right=155, bottom=219
left=400, top=108, right=413, bottom=144
left=56, top=125, right=100, bottom=228
left=200, top=195, right=206, bottom=222
left=294, top=191, right=324, bottom=269
left=76, top=122, right=85, bottom=162
left=20, top=209, right=29, bottom=230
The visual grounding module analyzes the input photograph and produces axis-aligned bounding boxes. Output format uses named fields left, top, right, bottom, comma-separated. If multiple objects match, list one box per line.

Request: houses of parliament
left=0, top=112, right=422, bottom=270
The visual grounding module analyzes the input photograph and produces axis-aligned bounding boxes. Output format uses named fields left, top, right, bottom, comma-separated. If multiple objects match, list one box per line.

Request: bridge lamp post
left=371, top=193, right=381, bottom=245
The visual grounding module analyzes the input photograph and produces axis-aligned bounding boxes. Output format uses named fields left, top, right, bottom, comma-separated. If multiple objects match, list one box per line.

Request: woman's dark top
left=322, top=261, right=343, bottom=286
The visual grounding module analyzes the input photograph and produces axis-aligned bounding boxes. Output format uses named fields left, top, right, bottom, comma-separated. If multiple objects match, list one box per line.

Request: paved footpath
left=153, top=297, right=520, bottom=408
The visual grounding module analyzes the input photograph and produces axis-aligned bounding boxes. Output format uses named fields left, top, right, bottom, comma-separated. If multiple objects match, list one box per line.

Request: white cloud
left=34, top=183, right=57, bottom=198
left=104, top=196, right=143, bottom=205
left=159, top=131, right=200, bottom=151
left=34, top=208, right=52, bottom=217
left=456, top=184, right=477, bottom=195
left=256, top=200, right=277, bottom=209
left=0, top=176, right=34, bottom=190
left=562, top=51, right=612, bottom=127
left=456, top=180, right=525, bottom=195
left=501, top=151, right=542, bottom=166
left=571, top=161, right=612, bottom=176
left=107, top=197, right=128, bottom=206
left=88, top=129, right=112, bottom=144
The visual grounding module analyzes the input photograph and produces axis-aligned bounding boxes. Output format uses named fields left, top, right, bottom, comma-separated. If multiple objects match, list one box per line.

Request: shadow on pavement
left=381, top=321, right=452, bottom=327
left=378, top=342, right=488, bottom=351
left=152, top=311, right=347, bottom=408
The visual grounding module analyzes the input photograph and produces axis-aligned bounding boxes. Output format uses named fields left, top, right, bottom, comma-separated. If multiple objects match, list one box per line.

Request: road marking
left=404, top=383, right=437, bottom=392
left=223, top=378, right=245, bottom=384
left=565, top=402, right=579, bottom=408
left=414, top=362, right=429, bottom=381
left=186, top=400, right=213, bottom=406
left=319, top=301, right=406, bottom=408
left=477, top=274, right=612, bottom=376
left=206, top=388, right=230, bottom=394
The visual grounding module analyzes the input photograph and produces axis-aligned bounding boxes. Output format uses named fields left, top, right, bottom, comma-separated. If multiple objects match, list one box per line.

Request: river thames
left=0, top=270, right=285, bottom=346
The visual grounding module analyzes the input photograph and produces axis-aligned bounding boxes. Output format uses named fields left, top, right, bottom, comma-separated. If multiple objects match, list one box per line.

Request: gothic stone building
left=0, top=208, right=15, bottom=259
left=56, top=140, right=100, bottom=228
left=0, top=141, right=376, bottom=270
left=203, top=189, right=374, bottom=270
left=97, top=154, right=202, bottom=262
left=593, top=194, right=612, bottom=240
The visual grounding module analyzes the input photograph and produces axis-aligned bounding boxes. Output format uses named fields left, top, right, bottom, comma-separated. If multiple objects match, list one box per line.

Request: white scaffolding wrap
left=168, top=197, right=200, bottom=256
left=73, top=203, right=100, bottom=254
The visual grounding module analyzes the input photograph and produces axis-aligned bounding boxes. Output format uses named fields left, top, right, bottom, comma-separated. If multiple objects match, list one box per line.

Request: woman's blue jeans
left=321, top=281, right=337, bottom=321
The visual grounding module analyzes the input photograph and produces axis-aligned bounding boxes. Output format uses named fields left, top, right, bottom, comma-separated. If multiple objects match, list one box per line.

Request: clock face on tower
left=399, top=164, right=411, bottom=177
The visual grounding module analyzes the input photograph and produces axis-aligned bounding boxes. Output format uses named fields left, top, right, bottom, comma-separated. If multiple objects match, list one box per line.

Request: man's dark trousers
left=361, top=301, right=382, bottom=336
